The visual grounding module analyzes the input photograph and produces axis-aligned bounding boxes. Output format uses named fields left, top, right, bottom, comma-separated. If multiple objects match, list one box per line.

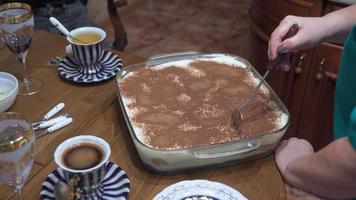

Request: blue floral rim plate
left=58, top=50, right=123, bottom=83
left=40, top=161, right=130, bottom=200
left=153, top=179, right=247, bottom=200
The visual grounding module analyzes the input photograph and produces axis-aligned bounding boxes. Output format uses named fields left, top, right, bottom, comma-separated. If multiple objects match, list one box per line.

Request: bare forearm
left=322, top=4, right=356, bottom=43
left=284, top=137, right=356, bottom=199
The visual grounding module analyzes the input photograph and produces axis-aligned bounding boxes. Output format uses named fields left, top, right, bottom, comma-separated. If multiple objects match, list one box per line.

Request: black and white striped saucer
left=58, top=50, right=122, bottom=83
left=40, top=162, right=130, bottom=200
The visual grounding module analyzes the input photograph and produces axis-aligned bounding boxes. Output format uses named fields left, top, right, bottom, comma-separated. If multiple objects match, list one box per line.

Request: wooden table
left=0, top=30, right=286, bottom=200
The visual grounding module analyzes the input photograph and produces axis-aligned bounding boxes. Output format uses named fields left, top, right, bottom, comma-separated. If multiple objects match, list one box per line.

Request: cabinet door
left=282, top=50, right=315, bottom=139
left=248, top=0, right=322, bottom=139
left=296, top=43, right=342, bottom=150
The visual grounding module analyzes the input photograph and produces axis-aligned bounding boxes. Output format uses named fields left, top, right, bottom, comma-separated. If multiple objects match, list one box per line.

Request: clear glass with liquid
left=0, top=112, right=35, bottom=199
left=0, top=3, right=43, bottom=95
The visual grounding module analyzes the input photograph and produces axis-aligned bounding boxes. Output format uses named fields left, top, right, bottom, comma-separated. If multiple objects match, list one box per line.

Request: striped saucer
left=40, top=161, right=130, bottom=200
left=58, top=50, right=122, bottom=83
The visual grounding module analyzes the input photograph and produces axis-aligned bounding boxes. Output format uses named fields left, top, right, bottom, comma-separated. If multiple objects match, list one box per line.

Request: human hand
left=268, top=15, right=330, bottom=61
left=275, top=137, right=314, bottom=178
left=285, top=183, right=325, bottom=200
left=266, top=24, right=298, bottom=72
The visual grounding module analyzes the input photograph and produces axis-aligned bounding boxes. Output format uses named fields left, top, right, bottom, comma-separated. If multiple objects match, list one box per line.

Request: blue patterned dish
left=40, top=161, right=130, bottom=200
left=153, top=179, right=247, bottom=200
left=58, top=50, right=122, bottom=83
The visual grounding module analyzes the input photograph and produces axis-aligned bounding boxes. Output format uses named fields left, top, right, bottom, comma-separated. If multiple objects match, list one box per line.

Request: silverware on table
left=36, top=117, right=73, bottom=138
left=43, top=102, right=65, bottom=121
left=32, top=114, right=69, bottom=130
left=32, top=102, right=73, bottom=138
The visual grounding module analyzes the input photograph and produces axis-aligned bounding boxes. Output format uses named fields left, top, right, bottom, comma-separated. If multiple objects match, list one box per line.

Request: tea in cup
left=67, top=27, right=106, bottom=75
left=54, top=135, right=111, bottom=197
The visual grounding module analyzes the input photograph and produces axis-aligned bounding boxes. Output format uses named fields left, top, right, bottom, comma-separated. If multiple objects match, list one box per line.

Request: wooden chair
left=107, top=0, right=128, bottom=51
left=82, top=0, right=128, bottom=51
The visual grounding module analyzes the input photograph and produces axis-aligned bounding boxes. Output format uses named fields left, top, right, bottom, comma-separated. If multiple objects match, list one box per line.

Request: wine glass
left=0, top=3, right=43, bottom=95
left=0, top=112, right=35, bottom=200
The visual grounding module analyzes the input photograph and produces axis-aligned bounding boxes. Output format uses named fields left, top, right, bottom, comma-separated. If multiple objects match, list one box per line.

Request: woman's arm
left=276, top=137, right=356, bottom=199
left=323, top=4, right=356, bottom=44
left=268, top=4, right=356, bottom=60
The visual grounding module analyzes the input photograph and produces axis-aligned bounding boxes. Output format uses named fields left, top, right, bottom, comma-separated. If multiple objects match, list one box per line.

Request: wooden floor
left=96, top=0, right=252, bottom=58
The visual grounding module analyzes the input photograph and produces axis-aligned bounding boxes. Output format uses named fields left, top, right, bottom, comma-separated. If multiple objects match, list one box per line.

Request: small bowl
left=0, top=72, right=18, bottom=113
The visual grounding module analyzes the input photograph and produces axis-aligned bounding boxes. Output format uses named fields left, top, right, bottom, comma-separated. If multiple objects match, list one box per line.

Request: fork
left=231, top=24, right=299, bottom=132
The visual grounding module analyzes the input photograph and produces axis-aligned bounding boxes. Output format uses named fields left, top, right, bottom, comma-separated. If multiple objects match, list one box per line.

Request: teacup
left=54, top=135, right=111, bottom=197
left=67, top=27, right=106, bottom=75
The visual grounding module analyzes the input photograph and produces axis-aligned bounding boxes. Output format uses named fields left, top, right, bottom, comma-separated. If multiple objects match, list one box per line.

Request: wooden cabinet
left=297, top=43, right=342, bottom=149
left=248, top=0, right=344, bottom=150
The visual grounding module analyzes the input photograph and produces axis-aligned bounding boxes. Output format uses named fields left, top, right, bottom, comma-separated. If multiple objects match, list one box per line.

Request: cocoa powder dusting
left=119, top=60, right=283, bottom=150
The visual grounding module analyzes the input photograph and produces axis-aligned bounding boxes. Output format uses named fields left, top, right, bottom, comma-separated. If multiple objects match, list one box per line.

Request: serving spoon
left=231, top=24, right=299, bottom=132
left=49, top=17, right=90, bottom=44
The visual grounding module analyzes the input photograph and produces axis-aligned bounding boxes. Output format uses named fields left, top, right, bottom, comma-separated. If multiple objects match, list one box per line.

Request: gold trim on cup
left=0, top=3, right=33, bottom=24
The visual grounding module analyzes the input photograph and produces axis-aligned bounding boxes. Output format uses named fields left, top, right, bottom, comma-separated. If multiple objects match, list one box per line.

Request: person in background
left=0, top=0, right=128, bottom=50
left=269, top=4, right=356, bottom=199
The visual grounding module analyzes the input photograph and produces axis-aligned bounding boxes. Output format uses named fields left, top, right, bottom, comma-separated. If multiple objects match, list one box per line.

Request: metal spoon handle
left=237, top=70, right=270, bottom=111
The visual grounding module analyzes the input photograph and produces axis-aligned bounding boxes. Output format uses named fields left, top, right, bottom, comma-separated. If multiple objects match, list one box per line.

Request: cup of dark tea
left=54, top=135, right=111, bottom=196
left=67, top=27, right=106, bottom=75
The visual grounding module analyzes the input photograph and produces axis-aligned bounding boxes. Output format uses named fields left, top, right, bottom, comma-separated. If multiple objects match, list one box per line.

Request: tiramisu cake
left=119, top=54, right=288, bottom=150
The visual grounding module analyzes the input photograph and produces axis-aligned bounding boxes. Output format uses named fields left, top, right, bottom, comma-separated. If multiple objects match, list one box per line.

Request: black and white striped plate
left=40, top=161, right=130, bottom=200
left=58, top=51, right=122, bottom=83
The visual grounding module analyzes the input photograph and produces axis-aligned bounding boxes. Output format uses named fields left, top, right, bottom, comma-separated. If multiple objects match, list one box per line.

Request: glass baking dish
left=115, top=52, right=290, bottom=174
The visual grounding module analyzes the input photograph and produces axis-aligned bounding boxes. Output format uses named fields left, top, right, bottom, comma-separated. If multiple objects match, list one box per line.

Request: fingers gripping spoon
left=231, top=24, right=299, bottom=132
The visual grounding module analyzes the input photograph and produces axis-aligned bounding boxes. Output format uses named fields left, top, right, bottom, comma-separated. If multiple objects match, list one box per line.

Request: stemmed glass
left=0, top=3, right=43, bottom=95
left=0, top=112, right=35, bottom=200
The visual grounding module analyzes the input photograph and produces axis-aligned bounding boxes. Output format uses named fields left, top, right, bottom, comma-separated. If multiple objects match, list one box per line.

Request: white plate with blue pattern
left=153, top=179, right=247, bottom=200
left=40, top=161, right=130, bottom=200
left=58, top=50, right=122, bottom=83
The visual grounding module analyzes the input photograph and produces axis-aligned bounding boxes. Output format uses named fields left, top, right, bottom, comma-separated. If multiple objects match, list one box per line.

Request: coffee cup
left=67, top=27, right=106, bottom=75
left=54, top=135, right=111, bottom=197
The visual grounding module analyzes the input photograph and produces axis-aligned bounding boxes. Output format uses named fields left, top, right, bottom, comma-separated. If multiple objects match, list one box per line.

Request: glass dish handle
left=192, top=141, right=262, bottom=159
left=147, top=51, right=201, bottom=65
